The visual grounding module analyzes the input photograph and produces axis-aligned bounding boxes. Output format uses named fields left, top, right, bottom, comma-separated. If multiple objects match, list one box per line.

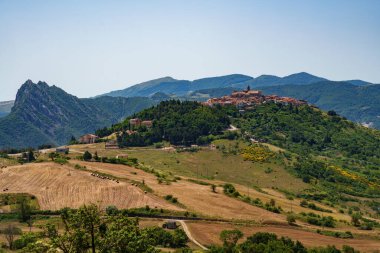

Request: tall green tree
left=17, top=196, right=32, bottom=223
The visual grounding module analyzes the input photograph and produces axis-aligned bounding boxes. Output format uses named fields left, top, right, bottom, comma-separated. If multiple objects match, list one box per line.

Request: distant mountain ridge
left=0, top=80, right=156, bottom=149
left=101, top=74, right=253, bottom=98
left=100, top=72, right=373, bottom=98
left=0, top=100, right=14, bottom=118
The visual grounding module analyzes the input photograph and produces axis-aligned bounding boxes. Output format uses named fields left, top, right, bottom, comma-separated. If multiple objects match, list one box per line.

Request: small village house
left=162, top=220, right=177, bottom=229
left=56, top=147, right=69, bottom=154
left=105, top=140, right=119, bottom=149
left=79, top=134, right=99, bottom=144
left=116, top=154, right=128, bottom=159
left=129, top=118, right=153, bottom=128
left=129, top=118, right=142, bottom=127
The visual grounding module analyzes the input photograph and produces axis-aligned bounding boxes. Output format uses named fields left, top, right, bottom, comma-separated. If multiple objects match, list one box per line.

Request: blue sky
left=0, top=0, right=379, bottom=100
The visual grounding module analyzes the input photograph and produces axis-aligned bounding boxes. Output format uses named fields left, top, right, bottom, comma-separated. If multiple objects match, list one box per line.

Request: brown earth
left=75, top=161, right=286, bottom=222
left=185, top=221, right=380, bottom=252
left=0, top=163, right=179, bottom=211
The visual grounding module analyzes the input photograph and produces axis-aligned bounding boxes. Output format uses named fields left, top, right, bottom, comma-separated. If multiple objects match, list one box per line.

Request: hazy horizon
left=1, top=0, right=379, bottom=101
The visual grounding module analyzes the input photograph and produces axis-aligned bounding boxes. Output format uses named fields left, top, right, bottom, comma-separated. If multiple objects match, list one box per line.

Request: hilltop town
left=204, top=87, right=307, bottom=109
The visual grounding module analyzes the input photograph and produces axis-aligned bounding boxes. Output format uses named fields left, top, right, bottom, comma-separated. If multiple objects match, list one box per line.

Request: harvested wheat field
left=75, top=161, right=286, bottom=222
left=185, top=221, right=380, bottom=252
left=0, top=163, right=179, bottom=211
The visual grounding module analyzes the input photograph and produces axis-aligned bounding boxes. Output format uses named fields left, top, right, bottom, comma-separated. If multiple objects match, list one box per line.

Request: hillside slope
left=259, top=82, right=380, bottom=129
left=0, top=80, right=156, bottom=148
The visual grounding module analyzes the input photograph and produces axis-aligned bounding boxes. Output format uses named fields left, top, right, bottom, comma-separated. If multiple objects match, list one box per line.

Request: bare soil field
left=185, top=221, right=380, bottom=252
left=0, top=163, right=179, bottom=211
left=74, top=161, right=286, bottom=222
left=74, top=161, right=380, bottom=236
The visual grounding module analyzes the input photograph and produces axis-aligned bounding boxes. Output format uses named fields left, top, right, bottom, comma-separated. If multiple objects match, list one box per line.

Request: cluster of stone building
left=129, top=118, right=153, bottom=128
left=204, top=88, right=307, bottom=109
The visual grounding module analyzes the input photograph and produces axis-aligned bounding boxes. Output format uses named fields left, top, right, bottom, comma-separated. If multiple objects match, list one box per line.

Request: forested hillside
left=184, top=81, right=380, bottom=130
left=97, top=100, right=231, bottom=146
left=234, top=103, right=380, bottom=197
left=259, top=82, right=380, bottom=129
left=99, top=100, right=380, bottom=201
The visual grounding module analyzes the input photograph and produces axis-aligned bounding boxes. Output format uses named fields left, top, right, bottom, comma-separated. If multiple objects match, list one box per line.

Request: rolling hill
left=97, top=100, right=380, bottom=217
left=182, top=81, right=380, bottom=129
left=259, top=81, right=380, bottom=129
left=0, top=80, right=157, bottom=149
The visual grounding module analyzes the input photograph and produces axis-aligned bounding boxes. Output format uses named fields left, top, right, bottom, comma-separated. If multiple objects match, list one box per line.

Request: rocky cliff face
left=0, top=80, right=156, bottom=149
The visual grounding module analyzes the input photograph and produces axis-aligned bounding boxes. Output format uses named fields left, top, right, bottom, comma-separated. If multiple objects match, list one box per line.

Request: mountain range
left=100, top=72, right=374, bottom=98
left=0, top=72, right=379, bottom=149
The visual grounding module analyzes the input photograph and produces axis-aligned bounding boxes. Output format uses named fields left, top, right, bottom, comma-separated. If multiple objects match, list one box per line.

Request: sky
left=0, top=0, right=379, bottom=101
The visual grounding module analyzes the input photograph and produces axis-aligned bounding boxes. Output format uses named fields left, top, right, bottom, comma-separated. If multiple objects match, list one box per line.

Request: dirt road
left=177, top=220, right=208, bottom=250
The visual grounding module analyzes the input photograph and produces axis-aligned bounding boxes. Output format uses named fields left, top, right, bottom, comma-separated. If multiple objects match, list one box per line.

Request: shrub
left=83, top=151, right=92, bottom=161
left=287, top=213, right=296, bottom=225
left=223, top=184, right=240, bottom=197
left=105, top=205, right=119, bottom=216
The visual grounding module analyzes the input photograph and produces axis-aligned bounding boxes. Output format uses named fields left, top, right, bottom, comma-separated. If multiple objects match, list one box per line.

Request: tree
left=3, top=225, right=22, bottom=250
left=98, top=215, right=158, bottom=253
left=220, top=229, right=243, bottom=249
left=351, top=213, right=361, bottom=227
left=27, top=150, right=36, bottom=162
left=83, top=151, right=92, bottom=161
left=105, top=205, right=119, bottom=216
left=69, top=136, right=78, bottom=145
left=45, top=205, right=101, bottom=253
left=171, top=229, right=188, bottom=248
left=287, top=213, right=296, bottom=225
left=94, top=151, right=99, bottom=161
left=20, top=241, right=52, bottom=253
left=79, top=205, right=100, bottom=253
left=17, top=196, right=32, bottom=223
left=48, top=152, right=57, bottom=161
left=13, top=232, right=39, bottom=250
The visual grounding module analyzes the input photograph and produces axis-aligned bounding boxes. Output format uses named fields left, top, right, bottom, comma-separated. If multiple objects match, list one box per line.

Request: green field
left=70, top=140, right=308, bottom=194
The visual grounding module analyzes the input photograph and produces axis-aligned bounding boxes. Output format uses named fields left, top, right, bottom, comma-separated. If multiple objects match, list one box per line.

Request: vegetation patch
left=300, top=212, right=336, bottom=228
left=223, top=184, right=282, bottom=214
left=300, top=200, right=333, bottom=213
left=241, top=145, right=275, bottom=163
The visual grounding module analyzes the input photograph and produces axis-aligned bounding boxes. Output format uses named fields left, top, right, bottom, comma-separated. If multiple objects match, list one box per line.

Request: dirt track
left=185, top=221, right=380, bottom=252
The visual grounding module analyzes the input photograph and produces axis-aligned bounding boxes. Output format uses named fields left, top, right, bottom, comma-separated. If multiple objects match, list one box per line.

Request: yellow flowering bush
left=329, top=165, right=379, bottom=189
left=241, top=145, right=275, bottom=162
